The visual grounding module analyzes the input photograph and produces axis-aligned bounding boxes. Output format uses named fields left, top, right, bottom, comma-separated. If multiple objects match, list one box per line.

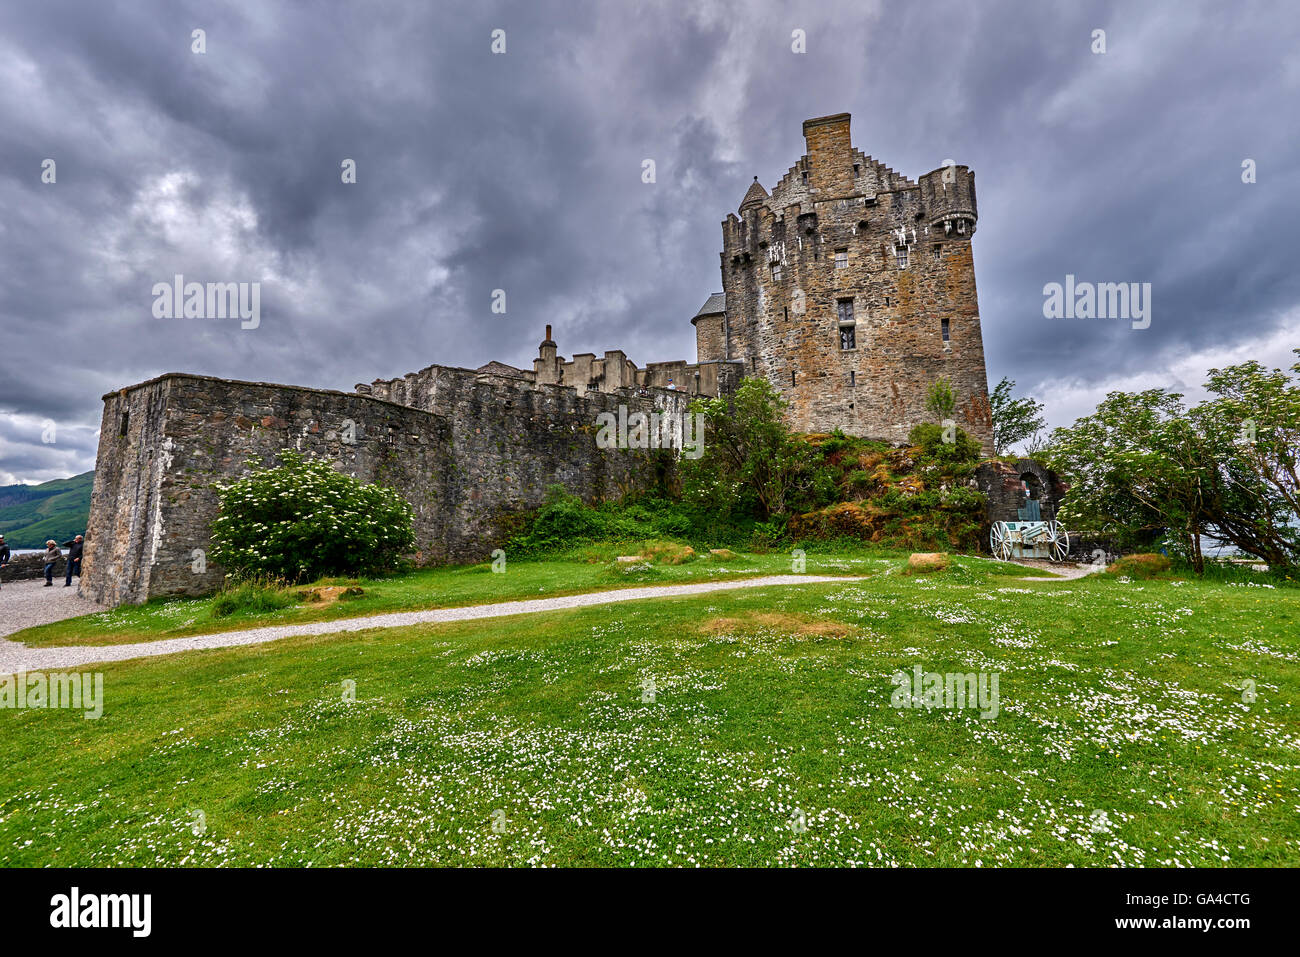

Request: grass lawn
left=1, top=550, right=1297, bottom=866
left=12, top=544, right=922, bottom=648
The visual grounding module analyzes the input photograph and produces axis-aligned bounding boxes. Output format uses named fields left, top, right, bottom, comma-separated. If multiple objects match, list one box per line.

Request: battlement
left=360, top=324, right=741, bottom=408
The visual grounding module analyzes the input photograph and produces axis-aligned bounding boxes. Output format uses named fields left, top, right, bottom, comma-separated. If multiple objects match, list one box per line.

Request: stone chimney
left=802, top=113, right=854, bottom=198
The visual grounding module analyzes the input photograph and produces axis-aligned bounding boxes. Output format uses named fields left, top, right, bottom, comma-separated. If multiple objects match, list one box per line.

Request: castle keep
left=694, top=113, right=993, bottom=451
left=83, top=113, right=996, bottom=605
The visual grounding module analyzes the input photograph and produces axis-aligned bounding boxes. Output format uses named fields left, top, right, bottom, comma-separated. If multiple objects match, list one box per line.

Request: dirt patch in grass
left=699, top=611, right=856, bottom=638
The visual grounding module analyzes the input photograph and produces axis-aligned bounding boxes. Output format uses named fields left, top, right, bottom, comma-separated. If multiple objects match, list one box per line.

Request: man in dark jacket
left=63, top=534, right=84, bottom=587
left=0, top=534, right=9, bottom=589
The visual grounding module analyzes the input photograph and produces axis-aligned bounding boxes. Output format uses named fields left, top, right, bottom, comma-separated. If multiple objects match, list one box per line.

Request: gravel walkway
left=0, top=574, right=863, bottom=672
left=0, top=578, right=104, bottom=639
left=1010, top=559, right=1102, bottom=580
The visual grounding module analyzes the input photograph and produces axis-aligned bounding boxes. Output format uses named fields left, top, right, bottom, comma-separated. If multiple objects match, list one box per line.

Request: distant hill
left=0, top=471, right=94, bottom=548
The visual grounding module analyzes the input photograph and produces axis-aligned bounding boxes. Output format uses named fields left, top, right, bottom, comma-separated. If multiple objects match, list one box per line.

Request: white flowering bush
left=209, top=451, right=416, bottom=582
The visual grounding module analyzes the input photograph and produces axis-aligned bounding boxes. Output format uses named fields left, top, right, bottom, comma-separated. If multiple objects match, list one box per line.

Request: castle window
left=801, top=170, right=808, bottom=185
left=119, top=411, right=129, bottom=436
left=791, top=370, right=797, bottom=387
left=932, top=244, right=942, bottom=261
left=895, top=245, right=909, bottom=269
left=941, top=317, right=951, bottom=342
left=853, top=163, right=860, bottom=177
left=837, top=298, right=856, bottom=351
left=783, top=306, right=788, bottom=319
left=771, top=263, right=783, bottom=282
left=834, top=248, right=848, bottom=269
left=850, top=370, right=856, bottom=386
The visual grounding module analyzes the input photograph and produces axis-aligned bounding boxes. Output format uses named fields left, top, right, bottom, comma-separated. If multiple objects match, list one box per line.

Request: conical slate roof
left=692, top=293, right=726, bottom=320
left=739, top=176, right=768, bottom=209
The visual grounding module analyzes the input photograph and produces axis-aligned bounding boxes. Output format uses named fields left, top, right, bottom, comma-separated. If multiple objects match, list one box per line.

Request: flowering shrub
left=209, top=451, right=416, bottom=582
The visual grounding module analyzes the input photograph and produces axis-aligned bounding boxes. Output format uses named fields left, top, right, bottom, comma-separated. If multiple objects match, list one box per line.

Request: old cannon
left=989, top=519, right=1070, bottom=562
left=986, top=467, right=1070, bottom=562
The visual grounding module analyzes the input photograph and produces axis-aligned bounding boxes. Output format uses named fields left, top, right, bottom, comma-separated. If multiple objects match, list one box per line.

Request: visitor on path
left=63, top=534, right=84, bottom=587
left=42, top=540, right=62, bottom=587
left=0, top=534, right=9, bottom=590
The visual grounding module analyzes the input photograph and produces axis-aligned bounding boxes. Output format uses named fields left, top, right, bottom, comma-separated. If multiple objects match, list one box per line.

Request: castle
left=414, top=113, right=993, bottom=449
left=701, top=113, right=992, bottom=450
left=82, top=113, right=998, bottom=606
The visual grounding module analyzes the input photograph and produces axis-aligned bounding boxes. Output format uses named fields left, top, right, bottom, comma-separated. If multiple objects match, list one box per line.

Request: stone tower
left=695, top=113, right=993, bottom=453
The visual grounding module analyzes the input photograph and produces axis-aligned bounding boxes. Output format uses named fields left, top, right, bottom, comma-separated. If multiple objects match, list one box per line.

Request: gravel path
left=0, top=578, right=104, bottom=639
left=0, top=574, right=863, bottom=672
left=1010, top=559, right=1102, bottom=580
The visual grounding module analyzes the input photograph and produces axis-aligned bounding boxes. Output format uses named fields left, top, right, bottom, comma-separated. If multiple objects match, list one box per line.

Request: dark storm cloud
left=1, top=0, right=1297, bottom=482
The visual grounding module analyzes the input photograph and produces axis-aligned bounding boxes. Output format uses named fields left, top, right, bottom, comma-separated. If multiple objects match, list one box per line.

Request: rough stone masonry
left=84, top=112, right=1000, bottom=606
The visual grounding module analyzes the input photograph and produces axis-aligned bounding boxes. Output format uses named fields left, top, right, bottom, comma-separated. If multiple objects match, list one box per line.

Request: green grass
left=11, top=543, right=908, bottom=647
left=1, top=551, right=1297, bottom=867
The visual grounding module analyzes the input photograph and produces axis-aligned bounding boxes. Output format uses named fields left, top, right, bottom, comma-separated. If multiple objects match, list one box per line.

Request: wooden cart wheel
left=989, top=521, right=1012, bottom=561
left=1046, top=521, right=1070, bottom=562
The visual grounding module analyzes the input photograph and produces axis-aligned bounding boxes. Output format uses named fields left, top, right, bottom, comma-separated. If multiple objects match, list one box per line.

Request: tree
left=1191, top=354, right=1300, bottom=568
left=681, top=377, right=823, bottom=520
left=210, top=450, right=416, bottom=582
left=1045, top=353, right=1300, bottom=573
left=990, top=377, right=1047, bottom=456
left=924, top=378, right=956, bottom=421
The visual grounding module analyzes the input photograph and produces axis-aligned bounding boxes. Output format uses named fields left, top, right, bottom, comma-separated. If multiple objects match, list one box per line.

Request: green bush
left=907, top=422, right=983, bottom=464
left=209, top=450, right=416, bottom=583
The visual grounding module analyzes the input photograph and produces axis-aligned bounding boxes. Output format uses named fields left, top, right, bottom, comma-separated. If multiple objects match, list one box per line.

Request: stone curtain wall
left=83, top=372, right=688, bottom=606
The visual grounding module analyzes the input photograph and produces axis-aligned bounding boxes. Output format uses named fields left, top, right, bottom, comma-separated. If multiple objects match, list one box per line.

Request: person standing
left=64, top=534, right=84, bottom=587
left=0, top=534, right=9, bottom=590
left=42, top=540, right=62, bottom=587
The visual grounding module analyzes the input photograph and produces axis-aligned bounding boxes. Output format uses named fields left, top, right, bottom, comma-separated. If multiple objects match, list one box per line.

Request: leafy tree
left=1191, top=355, right=1300, bottom=569
left=1046, top=352, right=1300, bottom=573
left=924, top=378, right=956, bottom=421
left=990, top=377, right=1047, bottom=456
left=682, top=377, right=827, bottom=520
left=1046, top=390, right=1209, bottom=570
left=210, top=450, right=416, bottom=582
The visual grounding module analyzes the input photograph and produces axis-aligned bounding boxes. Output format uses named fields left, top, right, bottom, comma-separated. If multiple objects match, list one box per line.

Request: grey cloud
left=1, top=0, right=1297, bottom=482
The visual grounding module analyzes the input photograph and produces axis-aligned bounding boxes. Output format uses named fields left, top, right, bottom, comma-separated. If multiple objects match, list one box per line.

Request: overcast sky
left=1, top=0, right=1297, bottom=484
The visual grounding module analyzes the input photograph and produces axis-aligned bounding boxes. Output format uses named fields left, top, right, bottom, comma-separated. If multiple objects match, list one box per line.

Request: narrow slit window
left=791, top=370, right=796, bottom=387
left=119, top=411, right=129, bottom=436
left=849, top=370, right=856, bottom=386
left=941, top=317, right=951, bottom=342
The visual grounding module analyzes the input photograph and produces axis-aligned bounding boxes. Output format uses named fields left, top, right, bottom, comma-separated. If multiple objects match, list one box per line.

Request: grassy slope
left=1, top=553, right=1296, bottom=867
left=0, top=471, right=93, bottom=548
left=12, top=545, right=912, bottom=647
